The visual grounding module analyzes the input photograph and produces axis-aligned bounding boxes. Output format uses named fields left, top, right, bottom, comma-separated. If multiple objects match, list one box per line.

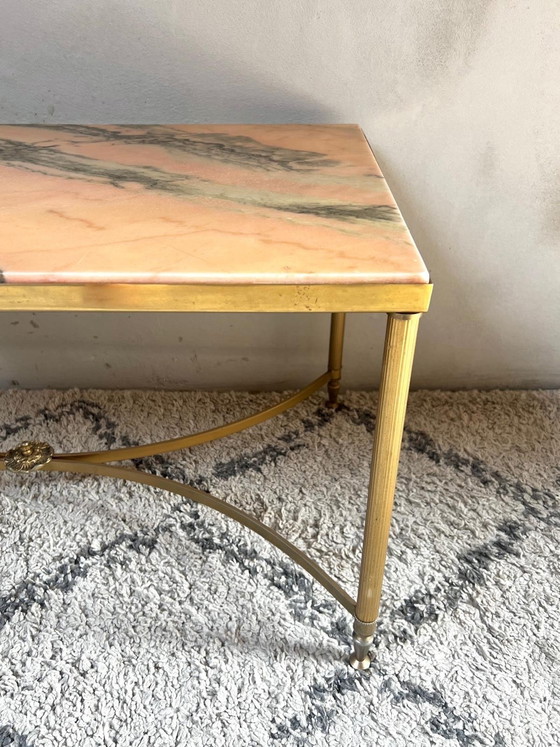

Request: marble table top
left=0, top=124, right=429, bottom=285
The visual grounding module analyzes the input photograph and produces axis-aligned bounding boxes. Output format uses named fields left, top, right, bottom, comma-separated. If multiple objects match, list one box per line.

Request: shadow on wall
left=3, top=1, right=338, bottom=125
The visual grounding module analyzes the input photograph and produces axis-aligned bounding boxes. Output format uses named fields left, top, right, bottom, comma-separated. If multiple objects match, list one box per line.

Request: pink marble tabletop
left=0, top=124, right=429, bottom=285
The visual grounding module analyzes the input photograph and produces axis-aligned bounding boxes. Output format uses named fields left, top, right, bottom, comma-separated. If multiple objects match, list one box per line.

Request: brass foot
left=349, top=651, right=372, bottom=670
left=325, top=400, right=341, bottom=410
left=326, top=380, right=342, bottom=410
left=349, top=632, right=374, bottom=670
left=349, top=619, right=375, bottom=670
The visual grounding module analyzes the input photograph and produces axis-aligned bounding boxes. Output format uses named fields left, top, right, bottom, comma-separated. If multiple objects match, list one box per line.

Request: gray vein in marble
left=25, top=124, right=338, bottom=173
left=0, top=138, right=397, bottom=225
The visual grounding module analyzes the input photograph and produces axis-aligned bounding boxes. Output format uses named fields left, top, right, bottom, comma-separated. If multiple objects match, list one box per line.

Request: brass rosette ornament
left=5, top=441, right=54, bottom=472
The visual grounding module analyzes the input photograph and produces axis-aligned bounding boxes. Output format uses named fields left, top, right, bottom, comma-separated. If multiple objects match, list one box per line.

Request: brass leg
left=350, top=312, right=421, bottom=670
left=326, top=312, right=346, bottom=409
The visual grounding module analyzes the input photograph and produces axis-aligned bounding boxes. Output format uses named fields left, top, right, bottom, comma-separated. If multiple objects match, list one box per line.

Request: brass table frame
left=0, top=281, right=432, bottom=670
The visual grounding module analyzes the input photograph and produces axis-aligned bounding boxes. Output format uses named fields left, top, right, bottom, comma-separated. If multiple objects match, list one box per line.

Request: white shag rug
left=0, top=388, right=558, bottom=747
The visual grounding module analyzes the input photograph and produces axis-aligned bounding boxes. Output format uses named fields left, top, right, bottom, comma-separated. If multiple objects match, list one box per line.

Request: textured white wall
left=1, top=0, right=558, bottom=390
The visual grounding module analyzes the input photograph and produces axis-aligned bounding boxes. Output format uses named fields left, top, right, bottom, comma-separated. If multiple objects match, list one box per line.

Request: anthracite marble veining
left=25, top=124, right=339, bottom=173
left=0, top=131, right=397, bottom=225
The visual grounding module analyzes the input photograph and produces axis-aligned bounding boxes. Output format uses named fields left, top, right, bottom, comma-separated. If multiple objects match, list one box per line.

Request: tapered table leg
left=350, top=312, right=421, bottom=669
left=326, top=312, right=346, bottom=409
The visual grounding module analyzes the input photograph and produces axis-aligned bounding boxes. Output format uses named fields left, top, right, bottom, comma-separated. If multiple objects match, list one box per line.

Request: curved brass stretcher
left=0, top=369, right=354, bottom=617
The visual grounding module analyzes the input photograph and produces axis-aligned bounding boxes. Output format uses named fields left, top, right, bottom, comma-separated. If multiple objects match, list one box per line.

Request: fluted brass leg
left=350, top=312, right=421, bottom=669
left=326, top=312, right=346, bottom=409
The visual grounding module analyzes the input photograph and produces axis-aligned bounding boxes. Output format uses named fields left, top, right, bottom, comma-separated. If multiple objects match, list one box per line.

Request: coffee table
left=0, top=124, right=431, bottom=669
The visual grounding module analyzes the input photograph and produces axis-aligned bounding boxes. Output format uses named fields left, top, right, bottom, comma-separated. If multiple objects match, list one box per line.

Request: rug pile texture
left=0, top=388, right=558, bottom=746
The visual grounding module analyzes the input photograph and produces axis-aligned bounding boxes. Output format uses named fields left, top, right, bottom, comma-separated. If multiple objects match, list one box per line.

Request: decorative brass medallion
left=5, top=441, right=54, bottom=472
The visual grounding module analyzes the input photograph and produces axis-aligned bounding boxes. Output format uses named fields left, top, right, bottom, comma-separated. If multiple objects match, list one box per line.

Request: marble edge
left=356, top=127, right=430, bottom=280
left=0, top=270, right=431, bottom=285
